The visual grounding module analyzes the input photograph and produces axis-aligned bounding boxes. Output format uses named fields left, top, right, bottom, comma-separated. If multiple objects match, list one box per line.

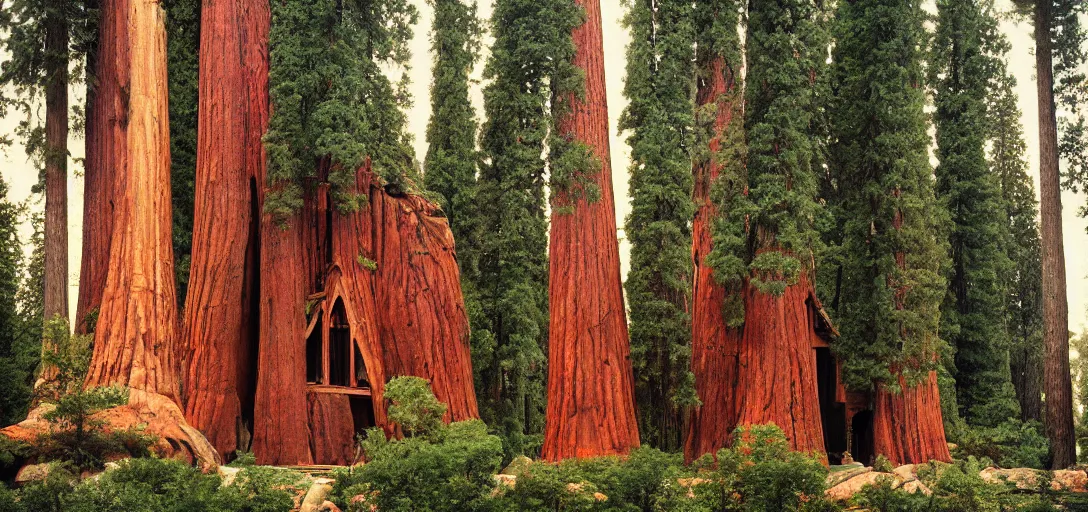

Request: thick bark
left=307, top=393, right=355, bottom=465
left=325, top=167, right=479, bottom=428
left=182, top=0, right=269, bottom=460
left=1034, top=0, right=1076, bottom=469
left=542, top=0, right=639, bottom=461
left=252, top=210, right=312, bottom=466
left=76, top=0, right=128, bottom=334
left=85, top=0, right=179, bottom=398
left=732, top=271, right=826, bottom=458
left=872, top=371, right=951, bottom=465
left=685, top=56, right=742, bottom=463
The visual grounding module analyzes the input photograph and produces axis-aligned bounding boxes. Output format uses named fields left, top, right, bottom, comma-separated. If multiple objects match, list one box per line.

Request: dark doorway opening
left=816, top=348, right=847, bottom=464
left=350, top=395, right=376, bottom=437
left=851, top=410, right=874, bottom=466
left=306, top=311, right=324, bottom=384
left=329, top=300, right=350, bottom=387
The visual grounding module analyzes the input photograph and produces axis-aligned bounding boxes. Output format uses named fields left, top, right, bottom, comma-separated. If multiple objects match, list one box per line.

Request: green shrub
left=851, top=476, right=934, bottom=512
left=384, top=376, right=448, bottom=439
left=716, top=425, right=836, bottom=512
left=946, top=419, right=1049, bottom=469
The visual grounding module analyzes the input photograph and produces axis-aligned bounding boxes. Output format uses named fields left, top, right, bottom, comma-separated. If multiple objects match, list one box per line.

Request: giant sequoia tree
left=931, top=0, right=1019, bottom=428
left=684, top=0, right=745, bottom=463
left=469, top=0, right=576, bottom=457
left=543, top=0, right=640, bottom=461
left=700, top=0, right=829, bottom=456
left=828, top=0, right=951, bottom=465
left=620, top=0, right=697, bottom=453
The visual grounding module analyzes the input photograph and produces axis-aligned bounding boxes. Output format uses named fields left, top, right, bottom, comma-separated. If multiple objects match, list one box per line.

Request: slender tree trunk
left=76, top=0, right=127, bottom=334
left=685, top=56, right=743, bottom=463
left=182, top=0, right=269, bottom=460
left=1034, top=0, right=1076, bottom=469
left=38, top=8, right=70, bottom=384
left=542, top=0, right=639, bottom=461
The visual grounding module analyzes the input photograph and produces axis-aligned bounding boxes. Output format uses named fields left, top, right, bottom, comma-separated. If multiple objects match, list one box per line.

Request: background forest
left=1, top=0, right=1088, bottom=510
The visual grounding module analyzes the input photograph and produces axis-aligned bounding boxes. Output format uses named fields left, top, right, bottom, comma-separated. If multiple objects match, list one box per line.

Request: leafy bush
left=946, top=419, right=1049, bottom=469
left=851, top=475, right=932, bottom=512
left=384, top=376, right=448, bottom=439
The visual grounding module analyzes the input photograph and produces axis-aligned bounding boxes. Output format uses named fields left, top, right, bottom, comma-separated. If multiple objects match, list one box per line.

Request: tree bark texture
left=1034, top=0, right=1076, bottom=469
left=182, top=0, right=269, bottom=460
left=872, top=371, right=951, bottom=465
left=76, top=0, right=128, bottom=334
left=324, top=166, right=479, bottom=428
left=252, top=210, right=313, bottom=466
left=307, top=393, right=355, bottom=466
left=685, top=56, right=742, bottom=463
left=44, top=8, right=69, bottom=326
left=732, top=271, right=826, bottom=459
left=542, top=0, right=639, bottom=461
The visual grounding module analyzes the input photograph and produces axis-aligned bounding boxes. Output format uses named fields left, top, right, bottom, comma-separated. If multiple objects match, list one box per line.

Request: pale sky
left=1, top=0, right=1087, bottom=333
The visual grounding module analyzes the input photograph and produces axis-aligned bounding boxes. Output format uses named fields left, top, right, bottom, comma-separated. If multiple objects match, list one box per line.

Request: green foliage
left=2, top=457, right=306, bottom=512
left=33, top=319, right=153, bottom=470
left=164, top=0, right=200, bottom=305
left=383, top=376, right=448, bottom=439
left=423, top=0, right=481, bottom=246
left=620, top=0, right=698, bottom=452
left=851, top=475, right=932, bottom=512
left=824, top=0, right=948, bottom=390
left=336, top=420, right=504, bottom=511
left=263, top=0, right=420, bottom=218
left=735, top=0, right=829, bottom=294
left=710, top=425, right=834, bottom=512
left=0, top=181, right=39, bottom=427
left=947, top=418, right=1049, bottom=469
left=930, top=0, right=1019, bottom=427
left=356, top=255, right=378, bottom=272
left=466, top=0, right=582, bottom=460
left=985, top=38, right=1045, bottom=425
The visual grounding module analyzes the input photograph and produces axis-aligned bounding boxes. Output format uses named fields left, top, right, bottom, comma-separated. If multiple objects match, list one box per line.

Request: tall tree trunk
left=542, top=0, right=639, bottom=461
left=182, top=0, right=269, bottom=460
left=732, top=270, right=826, bottom=457
left=873, top=371, right=951, bottom=465
left=38, top=7, right=70, bottom=384
left=76, top=0, right=127, bottom=334
left=1034, top=0, right=1075, bottom=469
left=252, top=207, right=312, bottom=466
left=78, top=0, right=219, bottom=468
left=685, top=56, right=742, bottom=463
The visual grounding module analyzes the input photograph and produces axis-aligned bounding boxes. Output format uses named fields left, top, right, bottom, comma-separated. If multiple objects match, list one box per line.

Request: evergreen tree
left=423, top=0, right=480, bottom=245
left=828, top=0, right=948, bottom=391
left=264, top=0, right=419, bottom=216
left=0, top=181, right=39, bottom=426
left=620, top=0, right=697, bottom=452
left=985, top=40, right=1045, bottom=425
left=165, top=0, right=201, bottom=304
left=469, top=0, right=580, bottom=459
left=930, top=0, right=1019, bottom=428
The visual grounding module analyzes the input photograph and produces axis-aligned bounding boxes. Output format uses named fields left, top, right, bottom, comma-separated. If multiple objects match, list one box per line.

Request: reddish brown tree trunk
left=43, top=9, right=69, bottom=326
left=542, top=0, right=639, bottom=461
left=685, top=56, right=742, bottom=463
left=1033, top=0, right=1076, bottom=469
left=182, top=0, right=269, bottom=460
left=77, top=0, right=219, bottom=468
left=732, top=271, right=825, bottom=457
left=307, top=393, right=355, bottom=465
left=76, top=0, right=128, bottom=334
left=324, top=167, right=479, bottom=428
left=252, top=209, right=313, bottom=466
left=872, top=371, right=951, bottom=465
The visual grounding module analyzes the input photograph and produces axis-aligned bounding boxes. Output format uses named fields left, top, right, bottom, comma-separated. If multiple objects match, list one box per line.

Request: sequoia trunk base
left=872, top=371, right=951, bottom=465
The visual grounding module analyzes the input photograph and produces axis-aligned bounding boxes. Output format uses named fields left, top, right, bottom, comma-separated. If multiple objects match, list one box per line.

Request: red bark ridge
left=542, top=0, right=639, bottom=461
left=872, top=371, right=951, bottom=465
left=76, top=0, right=128, bottom=334
left=685, top=56, right=743, bottom=463
left=732, top=270, right=826, bottom=459
left=182, top=0, right=269, bottom=459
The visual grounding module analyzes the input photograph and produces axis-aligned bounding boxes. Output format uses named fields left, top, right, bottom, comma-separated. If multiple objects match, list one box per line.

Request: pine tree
left=984, top=41, right=1045, bottom=425
left=828, top=0, right=951, bottom=465
left=620, top=0, right=697, bottom=452
left=423, top=0, right=480, bottom=245
left=930, top=0, right=1019, bottom=428
left=0, top=179, right=33, bottom=426
left=165, top=0, right=201, bottom=305
left=469, top=0, right=579, bottom=459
